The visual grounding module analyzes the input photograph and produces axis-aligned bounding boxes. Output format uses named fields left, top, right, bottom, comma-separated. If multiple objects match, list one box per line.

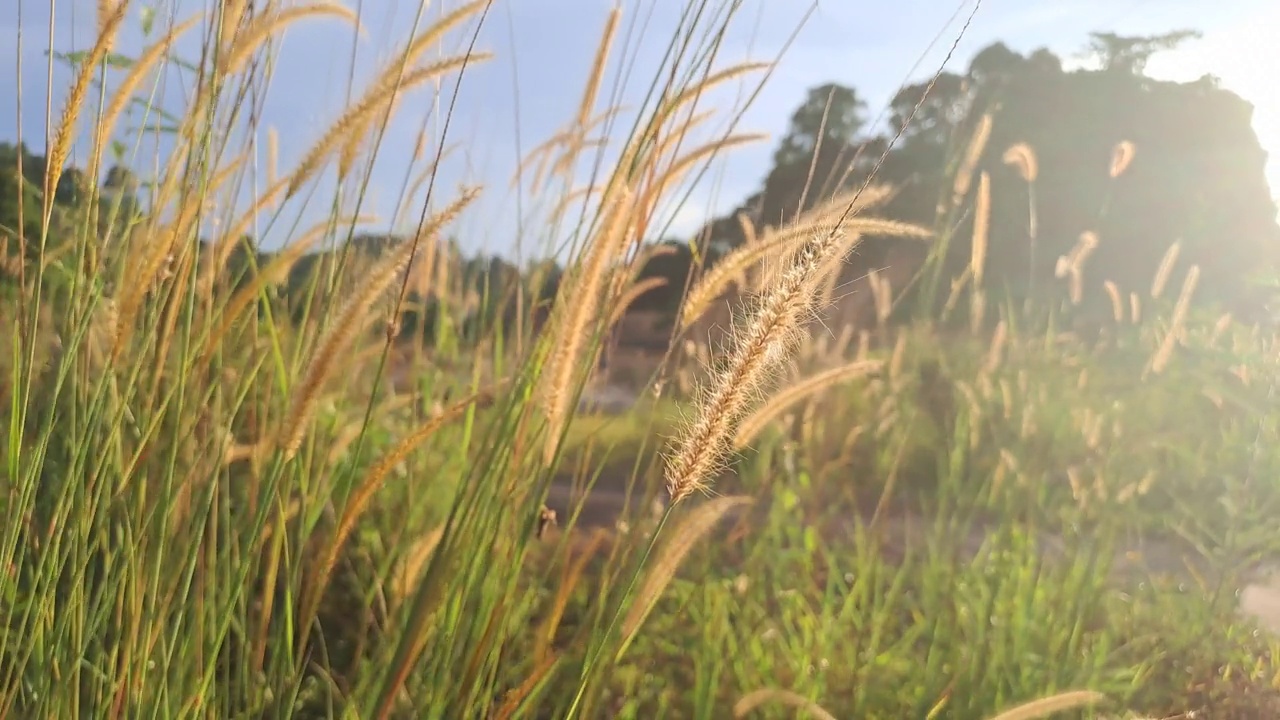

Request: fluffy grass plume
left=279, top=188, right=479, bottom=459
left=733, top=358, right=883, bottom=448
left=44, top=0, right=129, bottom=224
left=666, top=224, right=859, bottom=504
left=617, top=495, right=754, bottom=657
left=985, top=690, right=1107, bottom=720
left=733, top=689, right=839, bottom=720
left=681, top=212, right=928, bottom=330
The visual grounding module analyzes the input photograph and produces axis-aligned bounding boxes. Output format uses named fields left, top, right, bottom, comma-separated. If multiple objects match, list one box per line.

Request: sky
left=2, top=0, right=1277, bottom=262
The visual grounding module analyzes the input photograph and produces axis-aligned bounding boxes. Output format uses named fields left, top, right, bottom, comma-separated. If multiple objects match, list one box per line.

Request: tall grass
left=4, top=1, right=1279, bottom=719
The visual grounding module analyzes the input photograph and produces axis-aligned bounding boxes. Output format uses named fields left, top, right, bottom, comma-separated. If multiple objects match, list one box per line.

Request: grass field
left=3, top=2, right=1280, bottom=718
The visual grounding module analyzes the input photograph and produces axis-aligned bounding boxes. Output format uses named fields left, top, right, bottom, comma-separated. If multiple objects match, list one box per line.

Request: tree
left=771, top=83, right=867, bottom=168
left=1082, top=30, right=1202, bottom=76
left=889, top=73, right=969, bottom=149
left=757, top=83, right=869, bottom=228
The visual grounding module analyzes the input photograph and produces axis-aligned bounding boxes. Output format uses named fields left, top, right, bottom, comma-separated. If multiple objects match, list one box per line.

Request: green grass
left=2, top=2, right=1279, bottom=719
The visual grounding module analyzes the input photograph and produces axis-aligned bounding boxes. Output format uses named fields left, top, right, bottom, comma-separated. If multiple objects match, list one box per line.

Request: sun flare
left=1147, top=6, right=1280, bottom=197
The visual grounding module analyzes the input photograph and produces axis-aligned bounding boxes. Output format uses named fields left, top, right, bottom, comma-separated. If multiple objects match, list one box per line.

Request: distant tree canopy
left=1, top=141, right=143, bottom=278
left=685, top=33, right=1279, bottom=324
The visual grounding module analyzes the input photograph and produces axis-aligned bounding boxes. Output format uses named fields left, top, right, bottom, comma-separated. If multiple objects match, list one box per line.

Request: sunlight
left=1147, top=6, right=1280, bottom=196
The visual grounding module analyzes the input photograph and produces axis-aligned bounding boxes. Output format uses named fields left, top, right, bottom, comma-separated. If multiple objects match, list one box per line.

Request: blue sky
left=3, top=0, right=1276, bottom=261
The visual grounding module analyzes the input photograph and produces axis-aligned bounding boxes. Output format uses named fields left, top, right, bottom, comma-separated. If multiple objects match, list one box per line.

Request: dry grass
left=733, top=689, right=839, bottom=720
left=279, top=188, right=479, bottom=459
left=733, top=358, right=883, bottom=449
left=617, top=494, right=754, bottom=655
left=9, top=2, right=1276, bottom=718
left=987, top=691, right=1108, bottom=720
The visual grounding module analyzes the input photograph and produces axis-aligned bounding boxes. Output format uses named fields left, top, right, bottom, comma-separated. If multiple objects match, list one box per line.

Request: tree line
left=3, top=31, right=1277, bottom=346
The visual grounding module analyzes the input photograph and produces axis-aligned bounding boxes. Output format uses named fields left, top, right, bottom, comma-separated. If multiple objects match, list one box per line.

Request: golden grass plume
left=1149, top=264, right=1200, bottom=375
left=541, top=187, right=636, bottom=464
left=279, top=188, right=479, bottom=459
left=46, top=0, right=129, bottom=221
left=681, top=213, right=928, bottom=330
left=666, top=226, right=857, bottom=504
left=302, top=388, right=494, bottom=633
left=288, top=50, right=492, bottom=198
left=617, top=495, right=754, bottom=657
left=1109, top=140, right=1136, bottom=179
left=222, top=2, right=362, bottom=76
left=952, top=112, right=993, bottom=204
left=1002, top=142, right=1038, bottom=182
left=985, top=690, right=1107, bottom=720
left=733, top=358, right=883, bottom=448
left=733, top=689, right=838, bottom=720
left=1151, top=239, right=1181, bottom=299
left=971, top=171, right=991, bottom=285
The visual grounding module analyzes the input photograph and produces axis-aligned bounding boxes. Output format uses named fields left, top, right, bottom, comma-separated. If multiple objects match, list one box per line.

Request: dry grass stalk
left=733, top=359, right=883, bottom=448
left=647, top=134, right=769, bottom=200
left=198, top=215, right=376, bottom=363
left=887, top=331, right=908, bottom=389
left=1102, top=281, right=1124, bottom=322
left=288, top=52, right=491, bottom=198
left=662, top=62, right=774, bottom=124
left=575, top=7, right=620, bottom=135
left=1109, top=140, right=1136, bottom=178
left=1150, top=264, right=1201, bottom=375
left=1129, top=291, right=1141, bottom=324
left=534, top=528, right=610, bottom=664
left=219, top=0, right=250, bottom=51
left=541, top=187, right=636, bottom=464
left=681, top=216, right=928, bottom=330
left=516, top=107, right=625, bottom=190
left=279, top=189, right=479, bottom=458
left=92, top=14, right=201, bottom=184
left=952, top=113, right=993, bottom=204
left=667, top=227, right=857, bottom=503
left=512, top=8, right=619, bottom=189
left=985, top=690, right=1106, bottom=720
left=98, top=0, right=123, bottom=50
left=970, top=289, right=987, bottom=330
left=942, top=266, right=972, bottom=317
left=337, top=1, right=492, bottom=172
left=198, top=176, right=294, bottom=295
left=1067, top=268, right=1084, bottom=305
left=265, top=126, right=280, bottom=185
left=222, top=2, right=362, bottom=75
left=984, top=320, right=1008, bottom=374
left=802, top=185, right=896, bottom=226
left=303, top=388, right=492, bottom=631
left=1209, top=312, right=1233, bottom=347
left=1150, top=240, right=1181, bottom=299
left=607, top=276, right=669, bottom=327
left=207, top=151, right=252, bottom=198
left=492, top=654, right=559, bottom=720
left=391, top=527, right=446, bottom=606
left=971, top=171, right=991, bottom=285
left=111, top=181, right=204, bottom=358
left=45, top=0, right=129, bottom=221
left=618, top=495, right=754, bottom=654
left=815, top=233, right=861, bottom=310
left=738, top=212, right=758, bottom=247
left=733, top=689, right=838, bottom=720
left=1002, top=142, right=1038, bottom=182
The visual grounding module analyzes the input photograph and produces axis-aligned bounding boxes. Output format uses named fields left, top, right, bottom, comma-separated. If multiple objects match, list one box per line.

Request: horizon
left=2, top=0, right=1276, bottom=263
